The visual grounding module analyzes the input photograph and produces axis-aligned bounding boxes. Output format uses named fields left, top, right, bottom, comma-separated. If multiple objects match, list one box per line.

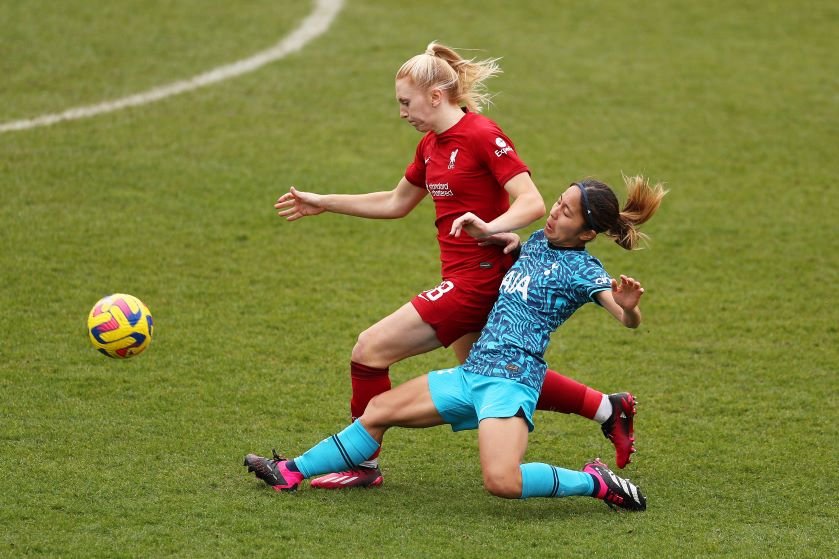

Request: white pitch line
left=0, top=0, right=344, bottom=133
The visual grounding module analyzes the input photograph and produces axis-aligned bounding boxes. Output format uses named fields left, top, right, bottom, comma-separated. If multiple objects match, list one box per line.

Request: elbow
left=536, top=197, right=547, bottom=218
left=516, top=189, right=545, bottom=219
left=530, top=197, right=547, bottom=220
left=386, top=204, right=412, bottom=219
left=388, top=195, right=420, bottom=219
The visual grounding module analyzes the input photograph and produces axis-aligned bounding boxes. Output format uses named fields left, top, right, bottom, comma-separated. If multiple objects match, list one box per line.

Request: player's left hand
left=611, top=275, right=644, bottom=310
left=450, top=212, right=492, bottom=239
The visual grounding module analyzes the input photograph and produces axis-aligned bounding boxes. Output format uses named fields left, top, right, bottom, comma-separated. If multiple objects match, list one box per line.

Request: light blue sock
left=293, top=420, right=380, bottom=478
left=519, top=462, right=595, bottom=499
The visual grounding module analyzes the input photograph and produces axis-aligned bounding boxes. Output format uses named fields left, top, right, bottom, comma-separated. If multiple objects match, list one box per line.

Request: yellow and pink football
left=87, top=294, right=154, bottom=358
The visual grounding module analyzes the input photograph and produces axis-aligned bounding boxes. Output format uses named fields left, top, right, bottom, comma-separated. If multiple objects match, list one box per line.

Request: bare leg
left=268, top=375, right=444, bottom=486
left=360, top=375, right=444, bottom=442
left=450, top=331, right=480, bottom=363
left=352, top=302, right=442, bottom=368
left=477, top=417, right=529, bottom=499
left=348, top=302, right=442, bottom=426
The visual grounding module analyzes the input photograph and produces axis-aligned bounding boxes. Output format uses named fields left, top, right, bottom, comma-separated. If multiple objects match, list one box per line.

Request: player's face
left=544, top=186, right=591, bottom=246
left=396, top=78, right=435, bottom=133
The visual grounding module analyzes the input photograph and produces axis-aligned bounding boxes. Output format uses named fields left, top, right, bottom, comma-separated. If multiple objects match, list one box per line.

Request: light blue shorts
left=427, top=365, right=538, bottom=432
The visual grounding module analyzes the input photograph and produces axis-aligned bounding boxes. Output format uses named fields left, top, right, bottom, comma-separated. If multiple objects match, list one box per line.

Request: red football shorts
left=410, top=278, right=499, bottom=347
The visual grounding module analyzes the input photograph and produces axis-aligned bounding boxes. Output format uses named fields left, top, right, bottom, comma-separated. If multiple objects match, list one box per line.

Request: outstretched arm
left=274, top=177, right=427, bottom=221
left=595, top=275, right=644, bottom=328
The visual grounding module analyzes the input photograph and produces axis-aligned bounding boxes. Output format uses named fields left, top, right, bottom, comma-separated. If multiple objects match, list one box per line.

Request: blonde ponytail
left=396, top=42, right=501, bottom=112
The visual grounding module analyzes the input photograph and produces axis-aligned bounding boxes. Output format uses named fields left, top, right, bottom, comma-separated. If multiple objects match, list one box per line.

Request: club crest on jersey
left=500, top=270, right=530, bottom=301
left=494, top=137, right=513, bottom=157
left=448, top=149, right=459, bottom=169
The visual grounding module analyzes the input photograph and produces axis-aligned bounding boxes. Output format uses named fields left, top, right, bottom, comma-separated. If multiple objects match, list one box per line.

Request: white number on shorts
left=421, top=280, right=455, bottom=301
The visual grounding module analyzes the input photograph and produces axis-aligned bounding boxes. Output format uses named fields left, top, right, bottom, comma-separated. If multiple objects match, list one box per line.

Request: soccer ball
left=87, top=294, right=154, bottom=358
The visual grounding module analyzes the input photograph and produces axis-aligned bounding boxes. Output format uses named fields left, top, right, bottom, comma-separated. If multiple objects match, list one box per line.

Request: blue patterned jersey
left=463, top=230, right=612, bottom=391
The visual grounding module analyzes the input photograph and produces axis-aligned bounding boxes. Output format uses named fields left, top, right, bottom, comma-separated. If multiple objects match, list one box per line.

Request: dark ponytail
left=577, top=175, right=667, bottom=250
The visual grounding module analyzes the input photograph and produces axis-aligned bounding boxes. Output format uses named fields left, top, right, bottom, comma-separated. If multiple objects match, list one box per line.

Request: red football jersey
left=404, top=111, right=530, bottom=283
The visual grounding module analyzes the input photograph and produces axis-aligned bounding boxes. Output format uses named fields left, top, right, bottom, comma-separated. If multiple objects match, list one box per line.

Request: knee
left=359, top=395, right=391, bottom=432
left=364, top=393, right=386, bottom=419
left=351, top=328, right=378, bottom=364
left=482, top=468, right=522, bottom=499
left=364, top=392, right=399, bottom=420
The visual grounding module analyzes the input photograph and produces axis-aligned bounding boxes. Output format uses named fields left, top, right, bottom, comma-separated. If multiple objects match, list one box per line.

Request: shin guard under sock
left=293, top=420, right=381, bottom=478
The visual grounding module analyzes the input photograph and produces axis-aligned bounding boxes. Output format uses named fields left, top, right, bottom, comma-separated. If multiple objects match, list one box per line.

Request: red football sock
left=350, top=361, right=392, bottom=421
left=536, top=369, right=603, bottom=419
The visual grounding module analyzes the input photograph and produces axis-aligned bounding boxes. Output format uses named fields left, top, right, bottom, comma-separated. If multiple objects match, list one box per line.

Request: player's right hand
left=274, top=186, right=326, bottom=221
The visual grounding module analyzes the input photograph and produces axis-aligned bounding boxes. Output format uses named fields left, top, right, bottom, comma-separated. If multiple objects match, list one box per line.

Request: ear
left=578, top=229, right=597, bottom=243
left=429, top=88, right=444, bottom=107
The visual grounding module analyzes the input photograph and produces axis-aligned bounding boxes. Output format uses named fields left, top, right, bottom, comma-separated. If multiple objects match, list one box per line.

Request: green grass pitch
left=1, top=0, right=836, bottom=557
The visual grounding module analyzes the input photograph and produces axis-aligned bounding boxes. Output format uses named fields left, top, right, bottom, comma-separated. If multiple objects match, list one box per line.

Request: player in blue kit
left=246, top=175, right=666, bottom=510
